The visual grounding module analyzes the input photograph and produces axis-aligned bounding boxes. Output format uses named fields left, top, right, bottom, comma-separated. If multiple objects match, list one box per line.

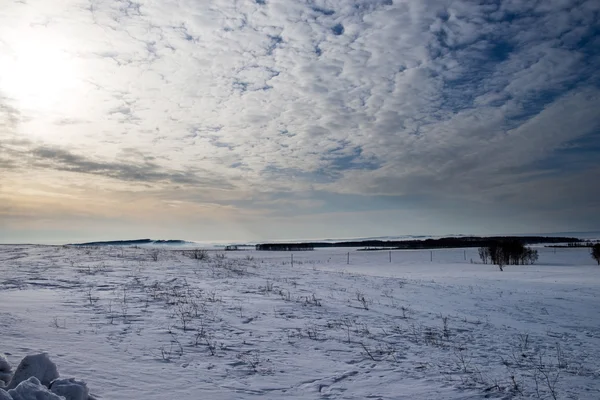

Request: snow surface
left=0, top=245, right=599, bottom=399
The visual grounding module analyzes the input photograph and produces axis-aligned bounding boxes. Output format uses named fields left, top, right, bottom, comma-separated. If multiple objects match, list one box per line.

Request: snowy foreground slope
left=0, top=245, right=599, bottom=399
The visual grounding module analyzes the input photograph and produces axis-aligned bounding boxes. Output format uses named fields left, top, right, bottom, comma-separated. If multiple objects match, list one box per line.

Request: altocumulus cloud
left=0, top=0, right=599, bottom=241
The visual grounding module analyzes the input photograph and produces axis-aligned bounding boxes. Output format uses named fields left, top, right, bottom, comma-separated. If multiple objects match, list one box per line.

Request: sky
left=0, top=0, right=599, bottom=244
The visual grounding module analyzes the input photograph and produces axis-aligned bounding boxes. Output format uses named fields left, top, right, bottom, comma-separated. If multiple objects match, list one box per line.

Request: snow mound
left=7, top=353, right=59, bottom=389
left=50, top=378, right=88, bottom=400
left=6, top=377, right=64, bottom=400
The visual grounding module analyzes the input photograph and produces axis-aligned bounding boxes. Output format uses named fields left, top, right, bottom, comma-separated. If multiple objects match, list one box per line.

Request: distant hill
left=69, top=239, right=192, bottom=246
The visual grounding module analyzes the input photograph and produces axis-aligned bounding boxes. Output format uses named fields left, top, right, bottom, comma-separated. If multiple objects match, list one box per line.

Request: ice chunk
left=0, top=374, right=9, bottom=389
left=50, top=378, right=89, bottom=400
left=0, top=355, right=10, bottom=373
left=0, top=388, right=12, bottom=400
left=0, top=354, right=11, bottom=387
left=7, top=354, right=59, bottom=389
left=7, top=377, right=65, bottom=400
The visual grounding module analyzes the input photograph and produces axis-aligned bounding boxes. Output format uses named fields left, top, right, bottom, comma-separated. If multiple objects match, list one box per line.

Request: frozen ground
left=0, top=245, right=599, bottom=399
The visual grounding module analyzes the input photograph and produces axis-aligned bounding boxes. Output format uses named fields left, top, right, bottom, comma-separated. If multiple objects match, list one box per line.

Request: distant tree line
left=255, top=236, right=579, bottom=251
left=478, top=241, right=539, bottom=271
left=547, top=241, right=597, bottom=248
left=256, top=243, right=315, bottom=251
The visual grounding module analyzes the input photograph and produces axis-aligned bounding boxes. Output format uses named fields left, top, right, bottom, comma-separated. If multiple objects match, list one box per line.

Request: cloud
left=53, top=118, right=89, bottom=126
left=0, top=0, right=598, bottom=240
left=29, top=145, right=231, bottom=188
left=0, top=95, right=21, bottom=130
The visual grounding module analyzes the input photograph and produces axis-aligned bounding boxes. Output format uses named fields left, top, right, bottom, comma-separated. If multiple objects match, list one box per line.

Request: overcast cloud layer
left=1, top=0, right=599, bottom=243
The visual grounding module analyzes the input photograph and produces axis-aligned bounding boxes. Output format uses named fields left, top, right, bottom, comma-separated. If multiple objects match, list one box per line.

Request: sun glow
left=0, top=34, right=81, bottom=113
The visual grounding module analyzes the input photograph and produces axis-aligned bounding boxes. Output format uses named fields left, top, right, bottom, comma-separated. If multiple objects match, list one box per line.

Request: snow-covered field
left=1, top=245, right=599, bottom=399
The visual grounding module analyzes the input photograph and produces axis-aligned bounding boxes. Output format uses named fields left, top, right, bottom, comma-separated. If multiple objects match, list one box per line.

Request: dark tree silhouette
left=592, top=243, right=600, bottom=265
left=478, top=241, right=539, bottom=271
left=478, top=247, right=490, bottom=264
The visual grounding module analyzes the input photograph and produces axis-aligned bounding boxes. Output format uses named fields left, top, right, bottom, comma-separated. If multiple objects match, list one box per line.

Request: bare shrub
left=150, top=249, right=160, bottom=262
left=355, top=290, right=370, bottom=310
left=305, top=322, right=320, bottom=340
left=186, top=249, right=209, bottom=260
